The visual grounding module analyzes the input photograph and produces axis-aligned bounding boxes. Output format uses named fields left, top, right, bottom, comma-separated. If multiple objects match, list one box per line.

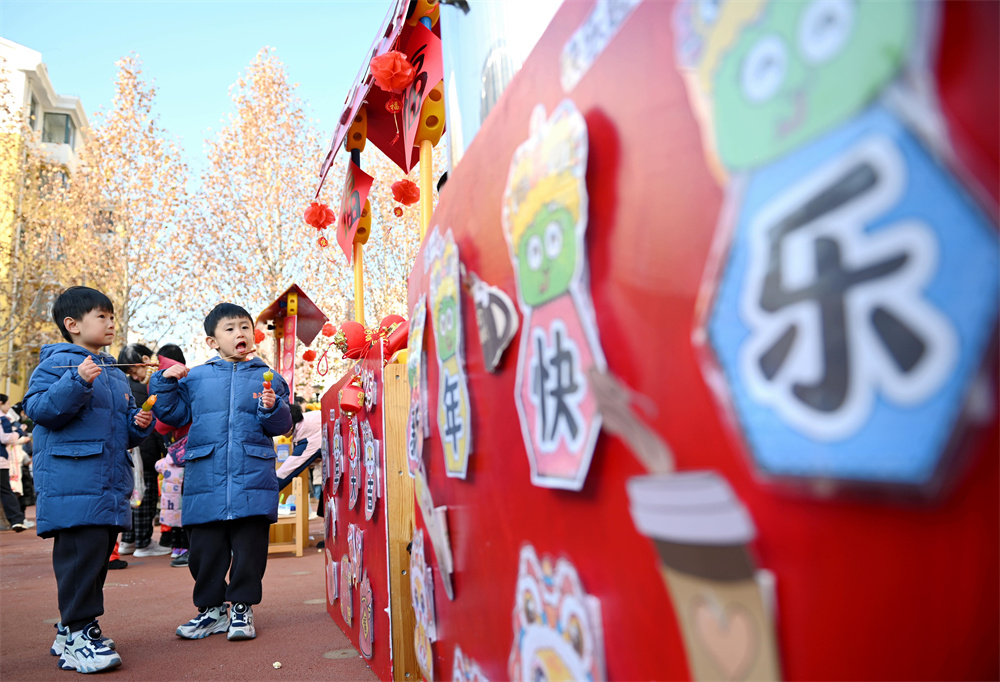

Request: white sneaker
left=118, top=541, right=136, bottom=556
left=58, top=622, right=122, bottom=673
left=176, top=604, right=229, bottom=639
left=227, top=603, right=256, bottom=640
left=133, top=543, right=171, bottom=557
left=50, top=622, right=116, bottom=656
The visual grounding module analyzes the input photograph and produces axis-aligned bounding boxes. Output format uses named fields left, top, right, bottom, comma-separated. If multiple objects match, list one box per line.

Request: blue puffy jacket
left=24, top=343, right=154, bottom=536
left=149, top=356, right=292, bottom=525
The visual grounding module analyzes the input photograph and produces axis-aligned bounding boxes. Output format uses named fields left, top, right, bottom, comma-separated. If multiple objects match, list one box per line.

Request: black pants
left=187, top=516, right=270, bottom=609
left=52, top=526, right=118, bottom=632
left=0, top=468, right=25, bottom=525
left=167, top=526, right=189, bottom=550
left=121, top=467, right=158, bottom=546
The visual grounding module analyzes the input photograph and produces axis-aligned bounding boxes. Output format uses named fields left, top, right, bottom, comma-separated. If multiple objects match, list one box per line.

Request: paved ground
left=0, top=509, right=378, bottom=681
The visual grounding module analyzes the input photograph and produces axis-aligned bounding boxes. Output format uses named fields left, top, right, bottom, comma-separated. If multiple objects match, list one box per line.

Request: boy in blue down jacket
left=24, top=286, right=155, bottom=673
left=150, top=303, right=291, bottom=642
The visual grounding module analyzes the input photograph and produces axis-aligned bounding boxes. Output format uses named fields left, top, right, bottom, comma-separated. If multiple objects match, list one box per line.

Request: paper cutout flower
left=317, top=235, right=329, bottom=248
left=254, top=329, right=266, bottom=344
left=394, top=206, right=404, bottom=217
left=322, top=322, right=337, bottom=338
left=304, top=202, right=336, bottom=229
left=302, top=349, right=317, bottom=362
left=391, top=179, right=420, bottom=206
left=370, top=50, right=415, bottom=94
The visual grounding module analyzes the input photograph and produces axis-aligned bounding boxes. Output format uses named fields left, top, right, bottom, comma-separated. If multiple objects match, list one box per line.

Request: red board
left=321, top=354, right=392, bottom=681
left=401, top=23, right=443, bottom=172
left=407, top=2, right=998, bottom=681
left=337, top=160, right=375, bottom=263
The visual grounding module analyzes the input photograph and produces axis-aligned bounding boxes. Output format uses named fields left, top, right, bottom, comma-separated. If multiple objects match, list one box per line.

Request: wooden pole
left=419, top=138, right=433, bottom=240
left=353, top=241, right=365, bottom=327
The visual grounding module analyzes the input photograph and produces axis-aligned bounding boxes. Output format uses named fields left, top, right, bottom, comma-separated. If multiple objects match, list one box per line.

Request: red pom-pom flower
left=391, top=179, right=420, bottom=206
left=304, top=202, right=336, bottom=229
left=254, top=329, right=266, bottom=344
left=370, top=50, right=415, bottom=94
left=321, top=322, right=337, bottom=338
left=302, top=349, right=317, bottom=362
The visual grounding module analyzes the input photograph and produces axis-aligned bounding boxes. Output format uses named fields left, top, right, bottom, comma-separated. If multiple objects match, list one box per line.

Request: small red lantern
left=391, top=179, right=420, bottom=206
left=339, top=376, right=366, bottom=414
left=322, top=322, right=337, bottom=338
left=254, top=329, right=266, bottom=344
left=385, top=96, right=403, bottom=114
left=384, top=320, right=409, bottom=357
left=304, top=202, right=336, bottom=229
left=302, top=349, right=317, bottom=362
left=317, top=236, right=329, bottom=248
left=393, top=206, right=403, bottom=218
left=369, top=50, right=415, bottom=94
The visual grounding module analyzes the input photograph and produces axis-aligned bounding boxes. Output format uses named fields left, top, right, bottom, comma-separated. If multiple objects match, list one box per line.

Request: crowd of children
left=21, top=286, right=293, bottom=673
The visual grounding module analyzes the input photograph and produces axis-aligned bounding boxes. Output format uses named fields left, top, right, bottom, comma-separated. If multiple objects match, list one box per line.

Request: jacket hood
left=38, top=343, right=114, bottom=363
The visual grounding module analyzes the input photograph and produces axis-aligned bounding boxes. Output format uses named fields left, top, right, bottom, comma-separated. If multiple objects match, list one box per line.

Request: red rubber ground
left=0, top=510, right=378, bottom=681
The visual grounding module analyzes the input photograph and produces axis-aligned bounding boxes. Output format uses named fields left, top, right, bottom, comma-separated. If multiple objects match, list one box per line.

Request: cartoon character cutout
left=359, top=572, right=374, bottom=659
left=411, top=529, right=437, bottom=682
left=348, top=416, right=361, bottom=509
left=453, top=646, right=489, bottom=682
left=468, top=270, right=519, bottom=374
left=427, top=227, right=473, bottom=479
left=350, top=524, right=364, bottom=587
left=361, top=419, right=381, bottom=521
left=339, top=554, right=352, bottom=625
left=677, top=0, right=999, bottom=485
left=508, top=545, right=605, bottom=682
left=326, top=548, right=338, bottom=605
left=321, top=421, right=330, bottom=484
left=332, top=415, right=344, bottom=493
left=407, top=294, right=429, bottom=477
left=501, top=100, right=607, bottom=491
left=326, top=495, right=337, bottom=542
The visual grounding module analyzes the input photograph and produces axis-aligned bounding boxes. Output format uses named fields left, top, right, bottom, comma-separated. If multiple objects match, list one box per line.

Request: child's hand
left=134, top=409, right=153, bottom=428
left=78, top=356, right=102, bottom=383
left=260, top=385, right=276, bottom=410
left=163, top=364, right=188, bottom=380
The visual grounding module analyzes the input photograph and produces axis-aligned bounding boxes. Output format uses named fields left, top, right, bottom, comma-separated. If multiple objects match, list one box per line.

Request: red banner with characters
left=337, top=160, right=374, bottom=263
left=401, top=23, right=443, bottom=171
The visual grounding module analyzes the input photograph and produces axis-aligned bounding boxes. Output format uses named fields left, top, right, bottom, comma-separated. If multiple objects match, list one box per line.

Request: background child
left=24, top=286, right=154, bottom=673
left=151, top=303, right=291, bottom=642
left=153, top=343, right=192, bottom=567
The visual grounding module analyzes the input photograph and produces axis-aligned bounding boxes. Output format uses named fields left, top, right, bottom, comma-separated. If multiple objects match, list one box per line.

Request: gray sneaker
left=176, top=604, right=230, bottom=639
left=51, top=622, right=116, bottom=656
left=227, top=603, right=256, bottom=640
left=58, top=622, right=122, bottom=673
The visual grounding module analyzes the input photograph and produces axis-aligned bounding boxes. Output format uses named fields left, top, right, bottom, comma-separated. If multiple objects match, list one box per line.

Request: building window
left=29, top=95, right=38, bottom=129
left=42, top=113, right=76, bottom=148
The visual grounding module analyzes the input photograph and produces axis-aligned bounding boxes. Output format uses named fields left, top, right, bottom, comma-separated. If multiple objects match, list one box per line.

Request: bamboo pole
left=419, top=138, right=433, bottom=240
left=353, top=241, right=365, bottom=326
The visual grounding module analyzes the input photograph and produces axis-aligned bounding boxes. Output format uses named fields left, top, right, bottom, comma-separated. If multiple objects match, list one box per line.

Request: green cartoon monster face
left=435, top=295, right=459, bottom=361
left=517, top=203, right=578, bottom=307
left=712, top=0, right=913, bottom=171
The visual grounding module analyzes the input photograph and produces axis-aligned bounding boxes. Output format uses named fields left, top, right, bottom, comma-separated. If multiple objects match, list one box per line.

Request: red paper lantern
left=385, top=96, right=403, bottom=114
left=254, top=329, right=265, bottom=344
left=391, top=179, right=420, bottom=206
left=339, top=376, right=366, bottom=414
left=304, top=202, right=336, bottom=229
left=322, top=322, right=337, bottom=338
left=317, top=236, right=329, bottom=248
left=379, top=314, right=405, bottom=332
left=369, top=50, right=415, bottom=94
left=302, top=349, right=317, bottom=362
left=394, top=206, right=403, bottom=218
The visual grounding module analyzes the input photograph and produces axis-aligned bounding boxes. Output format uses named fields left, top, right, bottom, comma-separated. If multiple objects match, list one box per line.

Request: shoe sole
left=58, top=654, right=122, bottom=673
left=227, top=628, right=256, bottom=641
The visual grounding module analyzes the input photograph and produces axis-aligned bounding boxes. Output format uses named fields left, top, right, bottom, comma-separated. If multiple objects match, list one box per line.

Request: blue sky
left=2, top=0, right=389, bottom=171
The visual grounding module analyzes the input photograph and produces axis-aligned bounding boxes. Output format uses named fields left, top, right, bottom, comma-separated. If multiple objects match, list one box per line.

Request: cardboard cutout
left=326, top=548, right=338, bottom=605
left=337, top=160, right=375, bottom=263
left=360, top=572, right=374, bottom=659
left=321, top=421, right=330, bottom=483
left=467, top=269, right=519, bottom=373
left=561, top=0, right=643, bottom=92
left=508, top=545, right=606, bottom=682
left=407, top=294, right=429, bottom=477
left=411, top=529, right=437, bottom=682
left=414, top=469, right=455, bottom=599
left=501, top=100, right=607, bottom=491
left=332, top=415, right=344, bottom=493
left=427, top=227, right=473, bottom=478
left=453, top=646, right=489, bottom=682
left=362, top=418, right=381, bottom=521
left=348, top=416, right=361, bottom=509
left=339, top=554, right=353, bottom=625
left=327, top=495, right=337, bottom=541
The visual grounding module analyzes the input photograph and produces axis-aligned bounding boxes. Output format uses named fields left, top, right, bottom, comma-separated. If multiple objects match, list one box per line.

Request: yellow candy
left=141, top=395, right=157, bottom=411
left=263, top=370, right=274, bottom=382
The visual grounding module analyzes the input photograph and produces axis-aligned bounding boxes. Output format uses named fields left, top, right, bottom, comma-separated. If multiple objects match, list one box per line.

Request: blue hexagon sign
left=705, top=106, right=998, bottom=487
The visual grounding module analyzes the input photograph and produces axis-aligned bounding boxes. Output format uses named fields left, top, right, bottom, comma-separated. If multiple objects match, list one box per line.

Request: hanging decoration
left=391, top=179, right=421, bottom=205
left=370, top=49, right=416, bottom=145
left=302, top=349, right=317, bottom=363
left=340, top=376, right=366, bottom=414
left=359, top=572, right=374, bottom=659
left=394, top=206, right=404, bottom=218
left=333, top=320, right=371, bottom=359
left=322, top=322, right=337, bottom=338
left=304, top=201, right=336, bottom=229
left=254, top=329, right=266, bottom=345
left=332, top=415, right=344, bottom=493
left=361, top=418, right=381, bottom=521
left=348, top=416, right=361, bottom=510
